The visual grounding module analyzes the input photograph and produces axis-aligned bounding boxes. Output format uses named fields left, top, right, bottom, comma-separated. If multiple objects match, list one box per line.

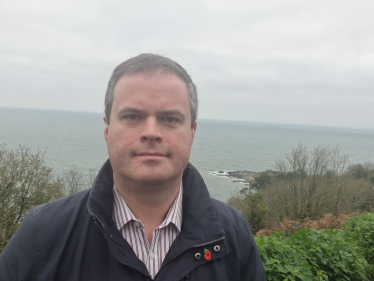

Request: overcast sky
left=1, top=0, right=374, bottom=129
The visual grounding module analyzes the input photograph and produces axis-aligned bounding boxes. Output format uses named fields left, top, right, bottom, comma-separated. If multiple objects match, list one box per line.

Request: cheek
left=107, top=130, right=129, bottom=152
left=108, top=125, right=137, bottom=143
left=170, top=131, right=193, bottom=153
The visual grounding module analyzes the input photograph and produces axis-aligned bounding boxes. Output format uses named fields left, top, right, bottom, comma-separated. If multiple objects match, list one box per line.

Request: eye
left=125, top=114, right=141, bottom=121
left=163, top=117, right=178, bottom=123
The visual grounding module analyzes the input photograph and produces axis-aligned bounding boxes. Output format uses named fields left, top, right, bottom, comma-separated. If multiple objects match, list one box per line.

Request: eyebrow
left=159, top=110, right=185, bottom=120
left=117, top=107, right=143, bottom=117
left=116, top=107, right=186, bottom=120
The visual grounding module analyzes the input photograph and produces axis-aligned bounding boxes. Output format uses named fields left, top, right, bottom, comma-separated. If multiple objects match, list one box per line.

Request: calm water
left=1, top=107, right=374, bottom=202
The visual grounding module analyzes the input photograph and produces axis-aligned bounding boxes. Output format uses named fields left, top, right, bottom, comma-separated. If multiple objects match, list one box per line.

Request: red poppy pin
left=204, top=249, right=211, bottom=260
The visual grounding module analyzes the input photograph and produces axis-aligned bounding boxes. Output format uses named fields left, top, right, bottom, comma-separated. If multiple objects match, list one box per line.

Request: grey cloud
left=0, top=0, right=373, bottom=129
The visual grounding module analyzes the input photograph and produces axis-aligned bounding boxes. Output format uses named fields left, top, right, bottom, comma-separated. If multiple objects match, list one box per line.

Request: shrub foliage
left=230, top=144, right=374, bottom=231
left=255, top=234, right=314, bottom=281
left=343, top=212, right=374, bottom=264
left=0, top=145, right=96, bottom=253
left=227, top=144, right=374, bottom=280
left=0, top=145, right=64, bottom=252
left=255, top=216, right=373, bottom=281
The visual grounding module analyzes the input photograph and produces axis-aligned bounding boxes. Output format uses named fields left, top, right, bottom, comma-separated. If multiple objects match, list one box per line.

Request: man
left=0, top=54, right=266, bottom=280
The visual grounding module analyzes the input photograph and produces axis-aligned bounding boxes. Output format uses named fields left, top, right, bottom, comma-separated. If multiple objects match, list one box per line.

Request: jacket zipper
left=93, top=216, right=106, bottom=235
left=93, top=216, right=154, bottom=280
left=94, top=214, right=224, bottom=280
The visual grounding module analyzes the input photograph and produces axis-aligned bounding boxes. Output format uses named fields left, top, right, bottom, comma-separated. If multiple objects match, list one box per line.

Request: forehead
left=112, top=73, right=190, bottom=113
left=113, top=72, right=188, bottom=99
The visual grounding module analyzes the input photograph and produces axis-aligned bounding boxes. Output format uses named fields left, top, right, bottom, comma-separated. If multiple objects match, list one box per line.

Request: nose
left=140, top=117, right=162, bottom=142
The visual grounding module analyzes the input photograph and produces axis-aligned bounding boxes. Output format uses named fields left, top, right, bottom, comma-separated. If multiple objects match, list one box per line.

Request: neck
left=113, top=175, right=181, bottom=232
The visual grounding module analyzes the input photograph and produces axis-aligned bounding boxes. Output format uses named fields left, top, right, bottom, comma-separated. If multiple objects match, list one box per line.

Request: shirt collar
left=112, top=183, right=183, bottom=232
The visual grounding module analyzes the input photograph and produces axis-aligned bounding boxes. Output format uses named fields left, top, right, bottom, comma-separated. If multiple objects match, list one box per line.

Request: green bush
left=253, top=172, right=273, bottom=189
left=344, top=213, right=374, bottom=264
left=228, top=192, right=268, bottom=234
left=286, top=228, right=368, bottom=281
left=255, top=227, right=370, bottom=280
left=0, top=145, right=97, bottom=253
left=255, top=234, right=314, bottom=281
left=0, top=145, right=64, bottom=252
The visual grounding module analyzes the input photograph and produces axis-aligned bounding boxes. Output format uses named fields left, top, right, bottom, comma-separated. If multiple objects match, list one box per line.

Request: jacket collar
left=181, top=162, right=226, bottom=245
left=161, top=162, right=227, bottom=267
left=87, top=160, right=226, bottom=272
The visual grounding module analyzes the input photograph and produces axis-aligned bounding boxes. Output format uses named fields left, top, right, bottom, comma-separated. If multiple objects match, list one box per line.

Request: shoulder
left=210, top=198, right=266, bottom=280
left=210, top=198, right=248, bottom=231
left=33, top=189, right=91, bottom=220
left=22, top=189, right=92, bottom=239
left=210, top=198, right=255, bottom=253
left=18, top=189, right=93, bottom=250
left=211, top=198, right=266, bottom=280
left=0, top=190, right=92, bottom=280
left=30, top=189, right=92, bottom=237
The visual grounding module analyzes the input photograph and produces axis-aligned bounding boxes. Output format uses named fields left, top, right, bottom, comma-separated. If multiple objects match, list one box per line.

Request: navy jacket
left=0, top=161, right=266, bottom=281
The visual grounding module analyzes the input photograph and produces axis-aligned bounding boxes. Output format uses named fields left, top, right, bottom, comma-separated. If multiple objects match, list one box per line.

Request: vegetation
left=343, top=212, right=374, bottom=267
left=227, top=144, right=374, bottom=280
left=229, top=144, right=374, bottom=232
left=0, top=144, right=96, bottom=252
left=256, top=213, right=353, bottom=237
left=256, top=221, right=372, bottom=281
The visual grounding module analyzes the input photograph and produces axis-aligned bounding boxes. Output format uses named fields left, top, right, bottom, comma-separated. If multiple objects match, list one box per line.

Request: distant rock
left=211, top=170, right=257, bottom=187
left=227, top=170, right=256, bottom=184
left=212, top=169, right=279, bottom=190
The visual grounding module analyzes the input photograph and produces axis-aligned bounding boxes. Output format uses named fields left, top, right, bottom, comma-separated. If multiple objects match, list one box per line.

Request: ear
left=191, top=121, right=197, bottom=143
left=103, top=115, right=109, bottom=144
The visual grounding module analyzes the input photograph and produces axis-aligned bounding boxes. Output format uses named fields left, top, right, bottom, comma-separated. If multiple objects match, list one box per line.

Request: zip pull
left=185, top=273, right=190, bottom=281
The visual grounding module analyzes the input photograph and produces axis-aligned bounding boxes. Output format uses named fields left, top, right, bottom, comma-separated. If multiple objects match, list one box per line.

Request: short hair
left=104, top=53, right=198, bottom=128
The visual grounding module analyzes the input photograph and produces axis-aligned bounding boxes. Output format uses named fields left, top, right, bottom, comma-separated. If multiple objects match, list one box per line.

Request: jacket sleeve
left=0, top=208, right=37, bottom=281
left=239, top=213, right=267, bottom=281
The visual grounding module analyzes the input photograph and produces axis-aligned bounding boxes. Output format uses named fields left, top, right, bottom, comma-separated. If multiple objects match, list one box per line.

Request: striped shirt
left=112, top=184, right=183, bottom=279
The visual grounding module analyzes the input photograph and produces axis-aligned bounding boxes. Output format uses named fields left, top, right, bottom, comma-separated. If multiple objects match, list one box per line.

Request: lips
left=135, top=152, right=167, bottom=157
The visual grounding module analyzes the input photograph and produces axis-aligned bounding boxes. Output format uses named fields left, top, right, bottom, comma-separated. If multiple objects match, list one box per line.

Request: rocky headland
left=211, top=170, right=257, bottom=186
left=212, top=169, right=278, bottom=190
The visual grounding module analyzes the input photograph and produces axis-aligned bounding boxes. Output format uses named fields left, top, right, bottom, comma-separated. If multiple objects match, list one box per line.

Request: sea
left=1, top=107, right=373, bottom=202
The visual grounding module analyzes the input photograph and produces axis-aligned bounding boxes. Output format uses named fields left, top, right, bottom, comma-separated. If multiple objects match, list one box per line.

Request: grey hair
left=104, top=53, right=198, bottom=128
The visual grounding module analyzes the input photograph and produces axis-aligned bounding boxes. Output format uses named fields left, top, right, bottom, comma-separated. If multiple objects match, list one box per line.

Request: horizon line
left=1, top=106, right=374, bottom=132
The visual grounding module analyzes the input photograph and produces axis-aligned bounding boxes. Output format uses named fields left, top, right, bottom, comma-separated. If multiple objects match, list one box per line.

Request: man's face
left=104, top=73, right=197, bottom=186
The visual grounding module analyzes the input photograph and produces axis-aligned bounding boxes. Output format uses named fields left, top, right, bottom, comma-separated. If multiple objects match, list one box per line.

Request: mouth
left=135, top=152, right=168, bottom=157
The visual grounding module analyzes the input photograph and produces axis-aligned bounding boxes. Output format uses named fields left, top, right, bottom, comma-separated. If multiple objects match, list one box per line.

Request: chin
left=124, top=166, right=179, bottom=185
left=132, top=174, right=178, bottom=186
left=114, top=159, right=186, bottom=186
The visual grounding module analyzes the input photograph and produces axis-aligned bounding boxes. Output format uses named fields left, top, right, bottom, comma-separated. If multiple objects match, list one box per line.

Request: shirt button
left=149, top=252, right=155, bottom=259
left=133, top=221, right=141, bottom=227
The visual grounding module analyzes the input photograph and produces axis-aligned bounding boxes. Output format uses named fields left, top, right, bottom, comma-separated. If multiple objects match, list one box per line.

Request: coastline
left=211, top=170, right=257, bottom=186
